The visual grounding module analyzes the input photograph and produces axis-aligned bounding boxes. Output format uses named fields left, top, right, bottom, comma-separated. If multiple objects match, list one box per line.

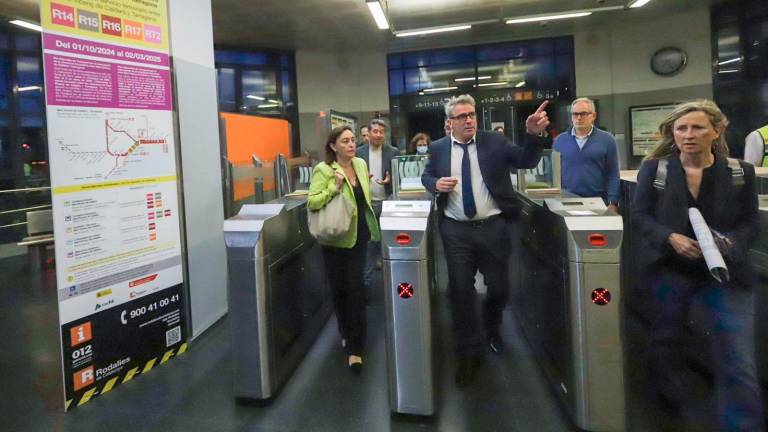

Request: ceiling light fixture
left=257, top=104, right=280, bottom=108
left=366, top=0, right=390, bottom=30
left=268, top=99, right=281, bottom=104
left=17, top=86, right=42, bottom=92
left=717, top=58, right=742, bottom=66
left=515, top=81, right=526, bottom=88
left=627, top=0, right=653, bottom=8
left=506, top=12, right=592, bottom=25
left=395, top=25, right=471, bottom=38
left=10, top=19, right=42, bottom=32
left=455, top=76, right=491, bottom=82
left=422, top=86, right=458, bottom=93
left=246, top=95, right=265, bottom=100
left=477, top=81, right=509, bottom=87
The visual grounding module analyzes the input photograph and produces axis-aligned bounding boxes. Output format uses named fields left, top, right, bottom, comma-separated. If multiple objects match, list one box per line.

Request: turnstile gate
left=223, top=199, right=331, bottom=401
left=515, top=196, right=625, bottom=431
left=381, top=200, right=434, bottom=416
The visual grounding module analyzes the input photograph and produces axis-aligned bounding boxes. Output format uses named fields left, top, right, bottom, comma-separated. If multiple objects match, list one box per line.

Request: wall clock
left=650, top=47, right=688, bottom=77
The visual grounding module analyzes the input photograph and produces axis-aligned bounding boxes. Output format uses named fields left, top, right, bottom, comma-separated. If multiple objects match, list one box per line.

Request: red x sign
left=397, top=282, right=414, bottom=299
left=591, top=288, right=611, bottom=305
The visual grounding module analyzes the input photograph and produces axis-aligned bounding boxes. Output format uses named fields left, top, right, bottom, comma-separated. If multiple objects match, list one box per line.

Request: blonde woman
left=632, top=100, right=763, bottom=429
left=308, top=125, right=380, bottom=373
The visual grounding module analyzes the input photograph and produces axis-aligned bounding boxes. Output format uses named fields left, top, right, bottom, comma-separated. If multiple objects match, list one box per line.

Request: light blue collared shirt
left=571, top=126, right=594, bottom=150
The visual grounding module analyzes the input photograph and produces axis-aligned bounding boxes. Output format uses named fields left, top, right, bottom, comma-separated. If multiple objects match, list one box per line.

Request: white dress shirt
left=744, top=130, right=765, bottom=166
left=368, top=146, right=386, bottom=200
left=444, top=134, right=502, bottom=221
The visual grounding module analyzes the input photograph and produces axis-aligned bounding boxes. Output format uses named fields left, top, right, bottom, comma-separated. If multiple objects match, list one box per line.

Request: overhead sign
left=41, top=0, right=187, bottom=411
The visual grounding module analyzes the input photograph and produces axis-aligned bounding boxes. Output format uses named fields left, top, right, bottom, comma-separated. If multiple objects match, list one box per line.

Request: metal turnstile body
left=381, top=200, right=434, bottom=416
left=515, top=196, right=625, bottom=431
left=223, top=199, right=330, bottom=400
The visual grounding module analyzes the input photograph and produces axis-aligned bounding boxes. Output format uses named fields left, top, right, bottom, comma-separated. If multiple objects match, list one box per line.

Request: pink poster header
left=43, top=33, right=169, bottom=67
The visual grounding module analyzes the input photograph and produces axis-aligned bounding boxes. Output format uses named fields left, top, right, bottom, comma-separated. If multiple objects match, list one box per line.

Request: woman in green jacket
left=308, top=125, right=380, bottom=372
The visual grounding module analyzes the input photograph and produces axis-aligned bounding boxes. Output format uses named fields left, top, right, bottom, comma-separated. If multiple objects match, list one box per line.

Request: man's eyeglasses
left=450, top=112, right=477, bottom=122
left=572, top=111, right=593, bottom=118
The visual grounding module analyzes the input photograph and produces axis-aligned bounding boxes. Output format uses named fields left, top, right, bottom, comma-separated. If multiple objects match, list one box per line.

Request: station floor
left=2, top=250, right=764, bottom=432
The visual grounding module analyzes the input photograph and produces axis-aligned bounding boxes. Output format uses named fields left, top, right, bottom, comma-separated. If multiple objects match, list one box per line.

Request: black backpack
left=653, top=157, right=744, bottom=191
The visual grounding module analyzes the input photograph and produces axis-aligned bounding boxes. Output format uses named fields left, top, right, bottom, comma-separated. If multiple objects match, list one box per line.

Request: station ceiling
left=1, top=0, right=726, bottom=52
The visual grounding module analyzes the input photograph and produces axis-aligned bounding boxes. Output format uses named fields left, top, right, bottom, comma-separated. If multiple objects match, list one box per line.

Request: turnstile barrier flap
left=380, top=200, right=431, bottom=261
left=543, top=198, right=623, bottom=263
left=224, top=204, right=286, bottom=233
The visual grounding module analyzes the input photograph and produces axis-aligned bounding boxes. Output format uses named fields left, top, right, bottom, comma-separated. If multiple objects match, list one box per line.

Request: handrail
left=0, top=204, right=52, bottom=216
left=0, top=186, right=51, bottom=195
left=0, top=221, right=27, bottom=230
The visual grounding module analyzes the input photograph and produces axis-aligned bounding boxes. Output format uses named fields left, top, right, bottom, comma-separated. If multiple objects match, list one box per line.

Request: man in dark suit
left=356, top=119, right=399, bottom=290
left=422, top=95, right=550, bottom=387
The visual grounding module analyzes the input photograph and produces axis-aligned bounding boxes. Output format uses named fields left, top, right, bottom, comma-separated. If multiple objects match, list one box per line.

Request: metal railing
left=0, top=186, right=52, bottom=233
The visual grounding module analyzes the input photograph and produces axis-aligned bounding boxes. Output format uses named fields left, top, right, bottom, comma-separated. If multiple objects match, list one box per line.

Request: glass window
left=0, top=55, right=9, bottom=111
left=215, top=50, right=268, bottom=66
left=217, top=68, right=237, bottom=112
left=281, top=69, right=293, bottom=108
left=403, top=51, right=431, bottom=68
left=241, top=69, right=280, bottom=115
left=555, top=55, right=574, bottom=89
left=16, top=56, right=41, bottom=87
left=555, top=37, right=573, bottom=55
left=0, top=121, right=9, bottom=171
left=389, top=70, right=404, bottom=96
left=14, top=33, right=39, bottom=51
left=429, top=47, right=475, bottom=66
left=388, top=54, right=402, bottom=69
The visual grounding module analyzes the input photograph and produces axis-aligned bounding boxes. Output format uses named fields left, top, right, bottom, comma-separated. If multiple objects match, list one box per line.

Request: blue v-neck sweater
left=553, top=127, right=620, bottom=203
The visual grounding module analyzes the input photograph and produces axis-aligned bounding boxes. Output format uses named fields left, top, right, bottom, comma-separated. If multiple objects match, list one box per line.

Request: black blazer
left=632, top=156, right=760, bottom=286
left=421, top=130, right=546, bottom=217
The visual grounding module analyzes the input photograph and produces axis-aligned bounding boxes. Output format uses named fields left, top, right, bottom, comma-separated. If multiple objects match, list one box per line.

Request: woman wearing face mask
left=409, top=133, right=431, bottom=155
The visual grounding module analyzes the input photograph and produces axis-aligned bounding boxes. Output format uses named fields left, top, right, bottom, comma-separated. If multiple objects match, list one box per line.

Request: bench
left=17, top=209, right=54, bottom=268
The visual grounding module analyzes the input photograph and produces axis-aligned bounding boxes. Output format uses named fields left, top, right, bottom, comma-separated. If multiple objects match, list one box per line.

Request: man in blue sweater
left=553, top=97, right=620, bottom=213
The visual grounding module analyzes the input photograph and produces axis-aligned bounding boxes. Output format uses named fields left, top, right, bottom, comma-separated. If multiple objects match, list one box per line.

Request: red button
left=588, top=233, right=607, bottom=247
left=395, top=233, right=411, bottom=245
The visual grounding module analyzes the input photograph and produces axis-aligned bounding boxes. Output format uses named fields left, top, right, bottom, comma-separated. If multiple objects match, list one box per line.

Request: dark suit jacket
left=632, top=156, right=760, bottom=286
left=421, top=130, right=546, bottom=218
left=356, top=143, right=399, bottom=197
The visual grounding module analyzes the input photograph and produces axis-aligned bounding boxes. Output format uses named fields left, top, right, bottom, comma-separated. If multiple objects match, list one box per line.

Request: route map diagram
left=49, top=109, right=175, bottom=183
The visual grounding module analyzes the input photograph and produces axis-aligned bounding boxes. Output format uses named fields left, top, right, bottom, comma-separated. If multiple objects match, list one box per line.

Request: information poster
left=40, top=0, right=187, bottom=410
left=630, top=104, right=677, bottom=156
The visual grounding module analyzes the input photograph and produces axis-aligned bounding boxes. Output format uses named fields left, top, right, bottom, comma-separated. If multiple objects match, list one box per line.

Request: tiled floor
left=2, top=253, right=765, bottom=431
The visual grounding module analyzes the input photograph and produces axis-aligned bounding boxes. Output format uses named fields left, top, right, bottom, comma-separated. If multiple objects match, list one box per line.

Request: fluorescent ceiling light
left=455, top=76, right=491, bottom=82
left=17, top=86, right=42, bottom=92
left=395, top=25, right=471, bottom=38
left=515, top=81, right=526, bottom=88
left=257, top=104, right=280, bottom=108
left=477, top=81, right=508, bottom=87
left=246, top=95, right=265, bottom=100
left=506, top=12, right=591, bottom=24
left=422, top=86, right=458, bottom=93
left=717, top=58, right=741, bottom=66
left=10, top=20, right=42, bottom=32
left=627, top=0, right=652, bottom=8
left=268, top=99, right=281, bottom=104
left=366, top=0, right=389, bottom=30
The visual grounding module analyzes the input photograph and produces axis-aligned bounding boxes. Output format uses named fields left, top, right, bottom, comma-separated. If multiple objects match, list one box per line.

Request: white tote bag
left=308, top=193, right=353, bottom=242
